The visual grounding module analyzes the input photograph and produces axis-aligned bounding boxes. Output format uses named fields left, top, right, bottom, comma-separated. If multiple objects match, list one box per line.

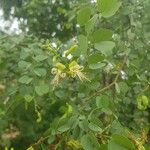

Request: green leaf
left=97, top=0, right=121, bottom=18
left=85, top=14, right=98, bottom=34
left=81, top=133, right=100, bottom=150
left=79, top=119, right=89, bottom=131
left=33, top=55, right=48, bottom=62
left=108, top=140, right=127, bottom=150
left=88, top=122, right=102, bottom=132
left=47, top=135, right=55, bottom=144
left=115, top=83, right=120, bottom=93
left=78, top=35, right=88, bottom=54
left=34, top=68, right=47, bottom=77
left=20, top=50, right=29, bottom=60
left=96, top=96, right=110, bottom=108
left=101, top=108, right=112, bottom=115
left=93, top=28, right=113, bottom=43
left=118, top=82, right=129, bottom=93
left=35, top=83, right=49, bottom=96
left=81, top=134, right=93, bottom=150
left=77, top=7, right=91, bottom=26
left=18, top=61, right=31, bottom=70
left=88, top=53, right=105, bottom=64
left=88, top=53, right=105, bottom=69
left=24, top=95, right=33, bottom=102
left=87, top=81, right=100, bottom=90
left=94, top=41, right=115, bottom=56
left=57, top=124, right=70, bottom=133
left=112, top=134, right=135, bottom=150
left=111, top=120, right=125, bottom=134
left=108, top=134, right=135, bottom=150
left=89, top=63, right=105, bottom=70
left=99, top=144, right=108, bottom=150
left=18, top=75, right=33, bottom=84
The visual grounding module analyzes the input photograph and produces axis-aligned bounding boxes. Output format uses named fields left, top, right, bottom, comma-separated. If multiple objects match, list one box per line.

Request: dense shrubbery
left=0, top=0, right=150, bottom=149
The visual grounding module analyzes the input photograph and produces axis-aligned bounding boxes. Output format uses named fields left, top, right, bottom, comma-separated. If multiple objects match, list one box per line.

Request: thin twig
left=83, top=55, right=128, bottom=102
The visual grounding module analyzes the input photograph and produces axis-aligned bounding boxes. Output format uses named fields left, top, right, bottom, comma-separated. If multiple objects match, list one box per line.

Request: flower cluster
left=68, top=61, right=90, bottom=82
left=51, top=63, right=66, bottom=87
left=51, top=61, right=89, bottom=87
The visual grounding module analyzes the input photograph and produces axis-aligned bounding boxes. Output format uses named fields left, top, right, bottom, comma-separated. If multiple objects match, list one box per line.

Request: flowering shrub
left=0, top=0, right=150, bottom=149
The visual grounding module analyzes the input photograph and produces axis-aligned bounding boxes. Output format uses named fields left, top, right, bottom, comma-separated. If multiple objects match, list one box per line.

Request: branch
left=83, top=55, right=128, bottom=101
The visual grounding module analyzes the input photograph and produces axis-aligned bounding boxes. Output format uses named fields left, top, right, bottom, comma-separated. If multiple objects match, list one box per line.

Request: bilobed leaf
left=81, top=134, right=94, bottom=150
left=94, top=41, right=115, bottom=56
left=88, top=53, right=105, bottom=64
left=88, top=122, right=102, bottom=132
left=33, top=55, right=48, bottom=62
left=118, top=82, right=129, bottom=93
left=97, top=0, right=121, bottom=18
left=93, top=28, right=113, bottom=43
left=89, top=63, right=105, bottom=70
left=108, top=140, right=127, bottom=150
left=112, top=134, right=135, bottom=150
left=85, top=14, right=98, bottom=34
left=111, top=120, right=125, bottom=134
left=108, top=134, right=135, bottom=150
left=77, top=7, right=91, bottom=26
left=81, top=133, right=100, bottom=150
left=57, top=124, right=70, bottom=133
left=34, top=68, right=47, bottom=77
left=88, top=53, right=105, bottom=69
left=35, top=83, right=49, bottom=96
left=96, top=96, right=110, bottom=108
left=24, top=95, right=33, bottom=102
left=18, top=61, right=31, bottom=70
left=18, top=75, right=33, bottom=84
left=20, top=50, right=29, bottom=60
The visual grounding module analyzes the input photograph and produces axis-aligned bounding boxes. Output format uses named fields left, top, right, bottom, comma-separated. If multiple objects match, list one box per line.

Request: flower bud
left=65, top=45, right=78, bottom=56
left=55, top=62, right=66, bottom=71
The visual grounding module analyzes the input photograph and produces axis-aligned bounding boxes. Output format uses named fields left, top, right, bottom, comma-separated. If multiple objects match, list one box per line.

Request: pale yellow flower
left=51, top=63, right=66, bottom=87
left=68, top=61, right=90, bottom=82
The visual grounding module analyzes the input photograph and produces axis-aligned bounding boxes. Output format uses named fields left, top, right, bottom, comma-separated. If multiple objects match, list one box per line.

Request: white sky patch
left=52, top=0, right=56, bottom=4
left=91, top=0, right=97, bottom=3
left=0, top=1, right=97, bottom=34
left=0, top=9, right=3, bottom=16
left=0, top=8, right=21, bottom=34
